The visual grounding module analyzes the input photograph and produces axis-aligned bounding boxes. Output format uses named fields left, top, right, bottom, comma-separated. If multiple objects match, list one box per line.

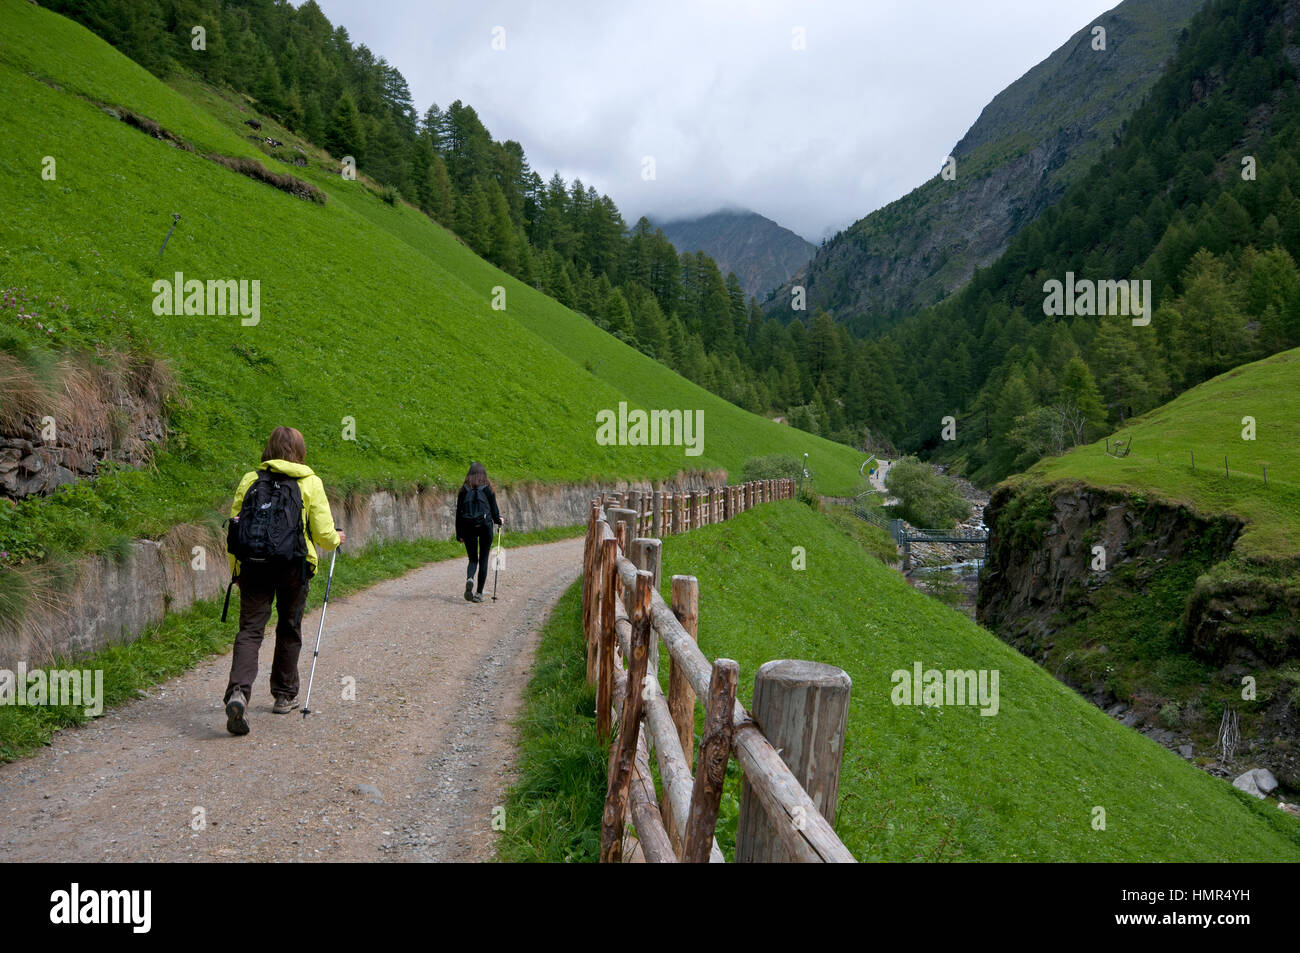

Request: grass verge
left=495, top=581, right=606, bottom=862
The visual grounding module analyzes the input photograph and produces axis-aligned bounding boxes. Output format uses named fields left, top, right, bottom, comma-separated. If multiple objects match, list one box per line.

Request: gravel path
left=0, top=536, right=584, bottom=862
left=869, top=458, right=897, bottom=505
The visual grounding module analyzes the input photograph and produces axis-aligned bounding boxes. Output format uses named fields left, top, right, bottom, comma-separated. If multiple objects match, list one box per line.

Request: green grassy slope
left=496, top=582, right=607, bottom=862
left=659, top=501, right=1300, bottom=861
left=0, top=0, right=866, bottom=568
left=1024, top=348, right=1300, bottom=560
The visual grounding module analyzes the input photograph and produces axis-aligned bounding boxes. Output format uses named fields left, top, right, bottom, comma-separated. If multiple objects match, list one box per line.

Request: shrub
left=742, top=454, right=802, bottom=483
left=885, top=456, right=971, bottom=529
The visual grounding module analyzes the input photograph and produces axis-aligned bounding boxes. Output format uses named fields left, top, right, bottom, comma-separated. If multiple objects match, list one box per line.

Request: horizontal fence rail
left=581, top=480, right=856, bottom=863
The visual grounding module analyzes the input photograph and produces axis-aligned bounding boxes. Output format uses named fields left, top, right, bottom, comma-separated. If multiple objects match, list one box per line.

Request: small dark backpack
left=460, top=484, right=491, bottom=527
left=227, top=469, right=307, bottom=566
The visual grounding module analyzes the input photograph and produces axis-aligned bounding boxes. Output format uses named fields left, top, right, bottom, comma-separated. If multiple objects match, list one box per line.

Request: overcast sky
left=313, top=0, right=1120, bottom=242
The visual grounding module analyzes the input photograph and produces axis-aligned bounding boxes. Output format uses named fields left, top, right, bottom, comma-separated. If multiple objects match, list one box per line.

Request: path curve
left=0, top=536, right=583, bottom=862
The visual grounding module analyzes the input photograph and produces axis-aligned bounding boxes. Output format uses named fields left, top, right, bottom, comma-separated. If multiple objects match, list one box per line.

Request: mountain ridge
left=654, top=208, right=815, bottom=300
left=767, top=0, right=1207, bottom=332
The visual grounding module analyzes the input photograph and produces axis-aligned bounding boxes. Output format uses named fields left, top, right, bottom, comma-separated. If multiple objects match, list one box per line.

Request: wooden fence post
left=682, top=658, right=739, bottom=863
left=675, top=491, right=686, bottom=535
left=596, top=537, right=618, bottom=743
left=583, top=502, right=599, bottom=613
left=601, top=570, right=654, bottom=863
left=629, top=538, right=663, bottom=677
left=669, top=576, right=699, bottom=769
left=735, top=660, right=852, bottom=863
left=630, top=538, right=663, bottom=589
left=583, top=503, right=601, bottom=678
left=610, top=507, right=636, bottom=553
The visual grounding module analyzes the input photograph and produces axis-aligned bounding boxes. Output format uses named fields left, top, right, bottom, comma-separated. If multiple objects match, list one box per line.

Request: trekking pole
left=492, top=525, right=504, bottom=602
left=302, top=543, right=340, bottom=719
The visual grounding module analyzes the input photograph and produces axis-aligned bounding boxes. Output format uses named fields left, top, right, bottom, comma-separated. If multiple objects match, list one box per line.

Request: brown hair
left=262, top=426, right=306, bottom=464
left=464, top=461, right=490, bottom=489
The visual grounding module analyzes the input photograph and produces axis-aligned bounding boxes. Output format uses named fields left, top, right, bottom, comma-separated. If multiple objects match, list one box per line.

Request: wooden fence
left=580, top=479, right=856, bottom=863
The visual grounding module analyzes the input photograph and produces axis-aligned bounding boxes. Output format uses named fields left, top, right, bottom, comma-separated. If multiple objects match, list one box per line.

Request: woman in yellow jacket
left=224, top=426, right=344, bottom=735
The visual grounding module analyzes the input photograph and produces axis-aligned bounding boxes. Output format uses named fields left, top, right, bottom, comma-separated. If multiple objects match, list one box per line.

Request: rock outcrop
left=0, top=351, right=169, bottom=500
left=978, top=478, right=1299, bottom=793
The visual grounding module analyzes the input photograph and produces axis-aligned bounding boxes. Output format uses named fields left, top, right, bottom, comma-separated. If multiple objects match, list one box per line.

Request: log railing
left=581, top=479, right=856, bottom=863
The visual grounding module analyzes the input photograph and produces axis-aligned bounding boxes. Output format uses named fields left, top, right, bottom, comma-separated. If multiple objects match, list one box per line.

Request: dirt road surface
left=0, top=537, right=584, bottom=862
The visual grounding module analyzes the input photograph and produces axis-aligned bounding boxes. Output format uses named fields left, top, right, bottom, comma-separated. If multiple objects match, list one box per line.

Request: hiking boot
left=225, top=691, right=249, bottom=736
left=272, top=696, right=299, bottom=714
left=464, top=579, right=474, bottom=601
left=471, top=591, right=484, bottom=603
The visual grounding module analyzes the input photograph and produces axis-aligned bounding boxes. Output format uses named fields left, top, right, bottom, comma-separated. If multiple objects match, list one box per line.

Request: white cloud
left=315, top=0, right=1120, bottom=241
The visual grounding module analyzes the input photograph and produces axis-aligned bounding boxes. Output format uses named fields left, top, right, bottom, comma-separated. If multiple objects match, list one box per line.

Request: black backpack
left=460, top=484, right=491, bottom=527
left=227, top=469, right=308, bottom=567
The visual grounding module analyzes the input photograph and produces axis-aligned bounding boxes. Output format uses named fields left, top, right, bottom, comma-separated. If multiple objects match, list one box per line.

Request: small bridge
left=853, top=505, right=989, bottom=567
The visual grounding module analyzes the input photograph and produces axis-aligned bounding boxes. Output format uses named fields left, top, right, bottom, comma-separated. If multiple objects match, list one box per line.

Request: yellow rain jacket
left=228, top=459, right=341, bottom=576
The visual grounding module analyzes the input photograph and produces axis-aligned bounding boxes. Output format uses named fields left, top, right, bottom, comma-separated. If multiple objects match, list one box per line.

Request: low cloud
left=318, top=0, right=1117, bottom=241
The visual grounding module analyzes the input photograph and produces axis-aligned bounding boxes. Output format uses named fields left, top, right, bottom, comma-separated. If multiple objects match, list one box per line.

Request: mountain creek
left=901, top=466, right=990, bottom=620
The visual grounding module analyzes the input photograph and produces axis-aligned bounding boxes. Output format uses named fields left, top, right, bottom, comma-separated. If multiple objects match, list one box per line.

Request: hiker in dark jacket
left=455, top=462, right=503, bottom=603
left=223, top=426, right=343, bottom=735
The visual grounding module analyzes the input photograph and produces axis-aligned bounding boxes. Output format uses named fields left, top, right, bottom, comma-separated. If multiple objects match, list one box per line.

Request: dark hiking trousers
left=224, top=559, right=310, bottom=704
left=463, top=524, right=494, bottom=593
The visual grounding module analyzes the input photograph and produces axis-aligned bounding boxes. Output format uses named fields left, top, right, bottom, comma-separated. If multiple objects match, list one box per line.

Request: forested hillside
left=0, top=0, right=870, bottom=592
left=47, top=0, right=882, bottom=449
left=879, top=0, right=1300, bottom=484
left=46, top=0, right=1300, bottom=486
